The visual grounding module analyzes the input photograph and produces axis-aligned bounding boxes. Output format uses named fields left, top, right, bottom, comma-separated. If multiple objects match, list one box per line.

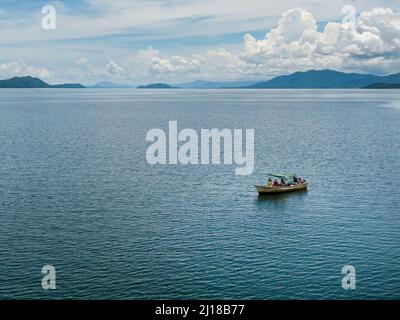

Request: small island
left=0, top=76, right=85, bottom=88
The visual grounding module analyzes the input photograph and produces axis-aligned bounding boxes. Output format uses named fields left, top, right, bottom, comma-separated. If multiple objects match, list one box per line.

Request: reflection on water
left=257, top=189, right=309, bottom=202
left=255, top=189, right=309, bottom=211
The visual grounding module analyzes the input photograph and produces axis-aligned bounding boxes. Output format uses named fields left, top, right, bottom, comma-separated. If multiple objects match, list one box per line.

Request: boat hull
left=255, top=183, right=308, bottom=195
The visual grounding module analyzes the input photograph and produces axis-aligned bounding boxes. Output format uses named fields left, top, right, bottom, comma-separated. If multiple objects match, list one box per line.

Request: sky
left=1, top=0, right=400, bottom=85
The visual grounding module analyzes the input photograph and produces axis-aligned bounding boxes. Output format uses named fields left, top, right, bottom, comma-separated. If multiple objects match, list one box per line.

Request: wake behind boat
left=255, top=173, right=308, bottom=195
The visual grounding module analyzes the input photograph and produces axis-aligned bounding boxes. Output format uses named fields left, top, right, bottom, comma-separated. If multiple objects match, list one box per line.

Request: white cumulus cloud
left=107, top=60, right=125, bottom=75
left=241, top=7, right=400, bottom=76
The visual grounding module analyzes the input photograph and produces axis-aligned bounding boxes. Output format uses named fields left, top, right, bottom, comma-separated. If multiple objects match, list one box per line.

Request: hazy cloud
left=0, top=60, right=51, bottom=79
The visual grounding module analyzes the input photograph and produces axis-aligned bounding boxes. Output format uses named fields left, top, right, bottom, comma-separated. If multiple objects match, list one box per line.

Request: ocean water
left=0, top=89, right=399, bottom=299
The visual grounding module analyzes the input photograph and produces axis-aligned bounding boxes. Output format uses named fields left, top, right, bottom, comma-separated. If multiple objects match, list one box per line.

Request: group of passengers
left=266, top=175, right=305, bottom=188
left=293, top=175, right=305, bottom=184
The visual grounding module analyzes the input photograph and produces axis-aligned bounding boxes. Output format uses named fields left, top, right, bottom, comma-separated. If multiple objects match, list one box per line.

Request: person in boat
left=267, top=178, right=273, bottom=187
left=280, top=178, right=286, bottom=186
left=273, top=179, right=278, bottom=188
left=293, top=175, right=298, bottom=184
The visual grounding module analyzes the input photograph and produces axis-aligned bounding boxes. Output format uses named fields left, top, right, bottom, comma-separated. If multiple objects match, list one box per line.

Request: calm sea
left=0, top=89, right=399, bottom=299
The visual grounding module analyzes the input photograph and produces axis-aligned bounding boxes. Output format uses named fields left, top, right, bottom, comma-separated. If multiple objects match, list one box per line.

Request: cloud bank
left=2, top=6, right=400, bottom=83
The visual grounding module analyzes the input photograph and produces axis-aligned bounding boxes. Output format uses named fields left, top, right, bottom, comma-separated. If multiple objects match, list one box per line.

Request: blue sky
left=1, top=0, right=400, bottom=84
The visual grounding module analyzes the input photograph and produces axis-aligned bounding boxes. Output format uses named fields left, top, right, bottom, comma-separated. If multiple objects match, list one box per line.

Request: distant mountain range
left=89, top=81, right=134, bottom=88
left=137, top=83, right=176, bottom=89
left=0, top=76, right=85, bottom=88
left=2, top=71, right=400, bottom=89
left=244, top=69, right=400, bottom=89
left=136, top=71, right=400, bottom=89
